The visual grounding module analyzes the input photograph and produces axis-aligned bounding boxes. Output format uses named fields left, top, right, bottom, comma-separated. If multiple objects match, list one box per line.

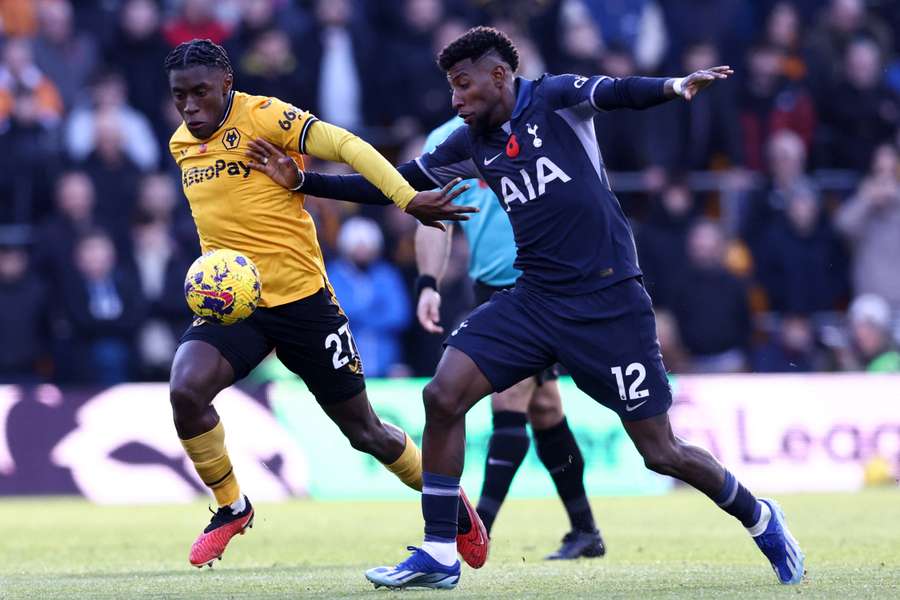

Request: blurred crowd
left=1, top=0, right=900, bottom=384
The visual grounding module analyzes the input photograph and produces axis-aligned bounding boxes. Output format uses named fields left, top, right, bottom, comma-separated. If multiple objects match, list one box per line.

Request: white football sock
left=747, top=501, right=771, bottom=537
left=421, top=540, right=457, bottom=566
left=229, top=494, right=247, bottom=515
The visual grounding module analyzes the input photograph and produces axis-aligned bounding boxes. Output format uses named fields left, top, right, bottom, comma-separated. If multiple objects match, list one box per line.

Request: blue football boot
left=366, top=546, right=461, bottom=590
left=753, top=499, right=805, bottom=584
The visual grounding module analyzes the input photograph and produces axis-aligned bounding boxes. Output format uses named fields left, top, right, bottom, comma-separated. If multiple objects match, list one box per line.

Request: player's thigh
left=445, top=287, right=556, bottom=394
left=265, top=288, right=366, bottom=405
left=527, top=378, right=564, bottom=429
left=176, top=316, right=273, bottom=387
left=490, top=377, right=538, bottom=413
left=555, top=278, right=672, bottom=421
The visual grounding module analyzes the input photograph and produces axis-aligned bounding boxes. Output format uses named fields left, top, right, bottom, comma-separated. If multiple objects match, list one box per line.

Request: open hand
left=406, top=178, right=478, bottom=231
left=680, top=65, right=733, bottom=100
left=417, top=288, right=443, bottom=334
left=246, top=138, right=301, bottom=188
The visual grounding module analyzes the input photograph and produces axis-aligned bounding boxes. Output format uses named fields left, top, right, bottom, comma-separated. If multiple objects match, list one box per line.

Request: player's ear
left=223, top=71, right=234, bottom=95
left=491, top=64, right=506, bottom=88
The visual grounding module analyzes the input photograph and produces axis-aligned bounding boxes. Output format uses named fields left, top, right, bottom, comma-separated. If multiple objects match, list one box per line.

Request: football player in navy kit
left=247, top=26, right=804, bottom=591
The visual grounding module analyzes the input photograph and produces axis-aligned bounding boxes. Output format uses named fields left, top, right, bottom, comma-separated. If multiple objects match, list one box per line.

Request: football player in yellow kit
left=165, top=39, right=487, bottom=569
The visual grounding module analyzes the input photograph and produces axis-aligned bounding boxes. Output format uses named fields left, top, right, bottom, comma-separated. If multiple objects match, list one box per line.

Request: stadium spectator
left=162, top=0, right=231, bottom=47
left=33, top=171, right=98, bottom=281
left=581, top=0, right=666, bottom=72
left=234, top=29, right=305, bottom=102
left=0, top=241, right=47, bottom=382
left=293, top=0, right=376, bottom=131
left=225, top=0, right=307, bottom=60
left=740, top=129, right=811, bottom=255
left=751, top=314, right=826, bottom=372
left=650, top=41, right=743, bottom=170
left=0, top=0, right=37, bottom=37
left=837, top=294, right=900, bottom=372
left=129, top=212, right=192, bottom=380
left=104, top=0, right=171, bottom=134
left=817, top=37, right=900, bottom=171
left=672, top=219, right=752, bottom=372
left=835, top=144, right=900, bottom=310
left=32, top=0, right=99, bottom=110
left=59, top=230, right=146, bottom=383
left=384, top=0, right=456, bottom=134
left=804, top=0, right=893, bottom=96
left=755, top=182, right=848, bottom=313
left=64, top=71, right=160, bottom=172
left=658, top=0, right=756, bottom=69
left=738, top=43, right=815, bottom=172
left=134, top=172, right=197, bottom=255
left=77, top=108, right=144, bottom=249
left=552, top=3, right=603, bottom=76
left=0, top=38, right=64, bottom=223
left=635, top=178, right=697, bottom=309
left=763, top=2, right=807, bottom=81
left=327, top=217, right=411, bottom=377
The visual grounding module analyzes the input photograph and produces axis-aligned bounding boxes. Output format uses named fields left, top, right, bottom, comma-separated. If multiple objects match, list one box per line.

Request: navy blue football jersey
left=416, top=74, right=661, bottom=295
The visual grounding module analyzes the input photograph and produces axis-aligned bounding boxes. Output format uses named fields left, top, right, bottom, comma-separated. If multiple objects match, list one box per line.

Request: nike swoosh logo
left=483, top=152, right=503, bottom=166
left=487, top=458, right=516, bottom=467
left=625, top=400, right=648, bottom=412
left=193, top=289, right=235, bottom=309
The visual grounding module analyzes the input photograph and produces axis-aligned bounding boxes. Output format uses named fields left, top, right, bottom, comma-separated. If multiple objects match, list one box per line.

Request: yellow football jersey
left=170, top=91, right=328, bottom=307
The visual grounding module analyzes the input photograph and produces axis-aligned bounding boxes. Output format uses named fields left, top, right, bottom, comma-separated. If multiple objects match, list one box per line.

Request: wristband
left=672, top=77, right=686, bottom=97
left=415, top=274, right=438, bottom=297
left=289, top=165, right=305, bottom=191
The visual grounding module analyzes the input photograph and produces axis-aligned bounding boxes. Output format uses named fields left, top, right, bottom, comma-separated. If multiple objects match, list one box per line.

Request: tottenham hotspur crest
left=526, top=123, right=542, bottom=148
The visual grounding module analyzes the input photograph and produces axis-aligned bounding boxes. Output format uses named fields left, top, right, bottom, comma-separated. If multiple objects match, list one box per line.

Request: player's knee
left=169, top=375, right=214, bottom=420
left=422, top=380, right=465, bottom=423
left=640, top=443, right=684, bottom=477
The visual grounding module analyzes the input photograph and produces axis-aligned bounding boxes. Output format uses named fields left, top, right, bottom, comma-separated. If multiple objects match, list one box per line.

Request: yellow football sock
left=384, top=433, right=423, bottom=491
left=181, top=421, right=241, bottom=507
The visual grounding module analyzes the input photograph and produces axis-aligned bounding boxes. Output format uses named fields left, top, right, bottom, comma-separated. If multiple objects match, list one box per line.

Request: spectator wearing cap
left=840, top=294, right=900, bottom=372
left=836, top=144, right=900, bottom=311
left=327, top=217, right=411, bottom=377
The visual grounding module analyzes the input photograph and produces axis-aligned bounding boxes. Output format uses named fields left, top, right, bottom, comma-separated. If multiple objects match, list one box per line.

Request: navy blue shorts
left=446, top=277, right=672, bottom=421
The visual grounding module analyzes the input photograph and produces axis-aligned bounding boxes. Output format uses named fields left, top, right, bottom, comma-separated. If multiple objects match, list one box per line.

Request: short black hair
left=437, top=26, right=519, bottom=73
left=164, top=38, right=232, bottom=75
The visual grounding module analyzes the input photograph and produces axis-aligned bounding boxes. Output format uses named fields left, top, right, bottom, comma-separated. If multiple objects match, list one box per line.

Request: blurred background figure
left=32, top=0, right=99, bottom=111
left=58, top=230, right=145, bottom=384
left=835, top=294, right=900, bottom=373
left=752, top=314, right=826, bottom=373
left=327, top=217, right=411, bottom=378
left=673, top=219, right=751, bottom=373
left=0, top=238, right=47, bottom=383
left=836, top=144, right=900, bottom=312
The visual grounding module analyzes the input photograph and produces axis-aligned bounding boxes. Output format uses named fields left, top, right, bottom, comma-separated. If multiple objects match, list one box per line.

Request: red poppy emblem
left=506, top=134, right=519, bottom=158
left=198, top=144, right=207, bottom=154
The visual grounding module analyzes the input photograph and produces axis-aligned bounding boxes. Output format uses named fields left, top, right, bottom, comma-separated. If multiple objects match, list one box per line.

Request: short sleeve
left=249, top=96, right=318, bottom=154
left=416, top=125, right=479, bottom=186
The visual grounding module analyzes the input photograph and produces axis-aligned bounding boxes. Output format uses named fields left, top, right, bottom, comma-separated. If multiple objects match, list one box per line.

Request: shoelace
left=394, top=546, right=429, bottom=572
left=203, top=505, right=237, bottom=533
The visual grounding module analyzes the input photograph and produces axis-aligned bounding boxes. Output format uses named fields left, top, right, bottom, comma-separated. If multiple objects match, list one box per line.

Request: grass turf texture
left=2, top=489, right=898, bottom=599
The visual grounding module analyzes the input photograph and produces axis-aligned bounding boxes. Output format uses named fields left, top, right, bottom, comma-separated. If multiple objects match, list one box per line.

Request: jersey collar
left=510, top=77, right=533, bottom=121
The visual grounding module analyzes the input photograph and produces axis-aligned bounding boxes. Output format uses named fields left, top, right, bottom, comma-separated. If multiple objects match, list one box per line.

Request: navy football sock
left=534, top=417, right=596, bottom=533
left=476, top=411, right=530, bottom=534
left=423, top=472, right=460, bottom=542
left=713, top=469, right=761, bottom=528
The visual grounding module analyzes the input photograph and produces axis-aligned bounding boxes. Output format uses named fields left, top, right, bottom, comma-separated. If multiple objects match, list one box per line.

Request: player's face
left=448, top=58, right=506, bottom=133
left=169, top=65, right=233, bottom=139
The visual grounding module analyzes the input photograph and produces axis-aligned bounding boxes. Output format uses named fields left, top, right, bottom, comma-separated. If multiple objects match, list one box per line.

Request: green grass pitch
left=2, top=489, right=898, bottom=599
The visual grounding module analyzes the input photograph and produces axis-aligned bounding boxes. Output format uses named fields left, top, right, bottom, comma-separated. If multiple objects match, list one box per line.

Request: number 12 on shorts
left=611, top=362, right=649, bottom=402
left=325, top=323, right=358, bottom=369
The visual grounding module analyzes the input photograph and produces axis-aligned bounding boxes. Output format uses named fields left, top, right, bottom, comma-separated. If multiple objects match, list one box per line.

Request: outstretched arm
left=555, top=66, right=734, bottom=112
left=246, top=131, right=475, bottom=229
